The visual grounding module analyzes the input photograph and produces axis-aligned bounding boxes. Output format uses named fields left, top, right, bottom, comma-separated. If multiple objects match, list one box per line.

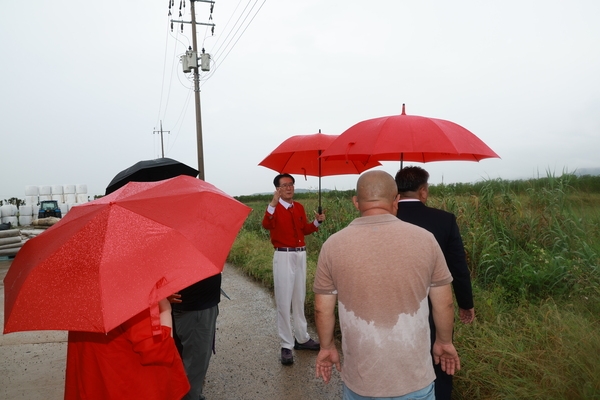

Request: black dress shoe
left=294, top=338, right=320, bottom=351
left=281, top=348, right=294, bottom=365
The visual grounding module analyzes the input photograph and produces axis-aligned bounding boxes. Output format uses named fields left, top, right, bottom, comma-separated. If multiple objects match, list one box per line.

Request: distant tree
left=1, top=197, right=24, bottom=207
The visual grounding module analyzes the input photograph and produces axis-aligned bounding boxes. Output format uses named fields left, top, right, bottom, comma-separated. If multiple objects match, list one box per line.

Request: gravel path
left=0, top=260, right=343, bottom=399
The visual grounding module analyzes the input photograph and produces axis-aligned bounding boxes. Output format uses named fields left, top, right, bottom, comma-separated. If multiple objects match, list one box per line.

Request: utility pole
left=171, top=0, right=214, bottom=181
left=190, top=0, right=204, bottom=180
left=153, top=121, right=170, bottom=158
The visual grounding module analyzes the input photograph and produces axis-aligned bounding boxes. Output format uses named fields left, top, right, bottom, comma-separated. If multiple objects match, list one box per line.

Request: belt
left=275, top=247, right=306, bottom=252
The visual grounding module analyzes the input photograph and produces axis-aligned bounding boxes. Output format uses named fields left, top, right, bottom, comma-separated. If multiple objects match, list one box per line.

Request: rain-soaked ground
left=0, top=260, right=343, bottom=399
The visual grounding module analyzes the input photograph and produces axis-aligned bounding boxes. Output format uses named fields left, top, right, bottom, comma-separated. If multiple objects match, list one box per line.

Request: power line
left=203, top=0, right=267, bottom=84
left=155, top=0, right=267, bottom=161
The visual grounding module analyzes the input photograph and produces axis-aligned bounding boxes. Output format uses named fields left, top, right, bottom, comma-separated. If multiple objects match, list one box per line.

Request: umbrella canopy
left=259, top=131, right=381, bottom=177
left=105, top=157, right=199, bottom=195
left=4, top=176, right=251, bottom=334
left=258, top=131, right=381, bottom=212
left=321, top=104, right=500, bottom=168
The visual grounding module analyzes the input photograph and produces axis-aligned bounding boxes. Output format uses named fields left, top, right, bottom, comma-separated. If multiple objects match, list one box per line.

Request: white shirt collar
left=279, top=198, right=293, bottom=209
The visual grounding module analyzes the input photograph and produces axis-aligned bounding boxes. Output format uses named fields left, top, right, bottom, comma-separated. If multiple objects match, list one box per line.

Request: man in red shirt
left=262, top=173, right=326, bottom=365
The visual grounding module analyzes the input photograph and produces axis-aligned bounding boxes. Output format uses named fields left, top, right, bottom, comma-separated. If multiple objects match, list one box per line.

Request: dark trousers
left=173, top=306, right=219, bottom=400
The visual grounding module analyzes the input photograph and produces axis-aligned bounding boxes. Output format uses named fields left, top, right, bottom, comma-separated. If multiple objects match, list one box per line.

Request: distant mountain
left=575, top=168, right=600, bottom=176
left=248, top=188, right=334, bottom=196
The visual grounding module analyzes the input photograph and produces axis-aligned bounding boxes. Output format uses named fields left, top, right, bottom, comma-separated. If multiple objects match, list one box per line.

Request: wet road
left=0, top=260, right=343, bottom=399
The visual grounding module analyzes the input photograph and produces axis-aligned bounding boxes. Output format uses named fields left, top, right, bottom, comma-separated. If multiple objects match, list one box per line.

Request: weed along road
left=0, top=260, right=343, bottom=399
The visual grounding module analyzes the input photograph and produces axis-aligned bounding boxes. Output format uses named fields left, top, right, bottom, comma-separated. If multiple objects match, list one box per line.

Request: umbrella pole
left=318, top=150, right=322, bottom=214
left=318, top=176, right=322, bottom=214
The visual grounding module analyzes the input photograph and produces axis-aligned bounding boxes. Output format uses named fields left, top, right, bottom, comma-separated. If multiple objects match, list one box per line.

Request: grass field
left=230, top=174, right=600, bottom=399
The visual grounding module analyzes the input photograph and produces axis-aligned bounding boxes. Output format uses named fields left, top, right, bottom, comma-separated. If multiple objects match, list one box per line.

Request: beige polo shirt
left=314, top=214, right=452, bottom=397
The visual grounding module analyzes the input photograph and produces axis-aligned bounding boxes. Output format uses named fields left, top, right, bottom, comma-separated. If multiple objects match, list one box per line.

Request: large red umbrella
left=3, top=175, right=251, bottom=334
left=259, top=130, right=381, bottom=212
left=321, top=104, right=500, bottom=168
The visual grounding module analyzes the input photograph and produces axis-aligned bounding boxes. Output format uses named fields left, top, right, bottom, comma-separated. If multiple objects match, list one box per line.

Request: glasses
left=278, top=183, right=294, bottom=188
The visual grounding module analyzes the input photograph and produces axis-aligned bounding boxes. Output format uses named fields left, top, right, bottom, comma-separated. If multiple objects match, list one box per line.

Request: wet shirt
left=314, top=214, right=452, bottom=397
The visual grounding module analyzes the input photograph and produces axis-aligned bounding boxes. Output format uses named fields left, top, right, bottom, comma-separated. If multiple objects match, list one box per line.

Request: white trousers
left=273, top=250, right=310, bottom=349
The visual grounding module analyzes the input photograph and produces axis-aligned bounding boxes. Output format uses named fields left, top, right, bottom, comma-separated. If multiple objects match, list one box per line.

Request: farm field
left=229, top=174, right=600, bottom=399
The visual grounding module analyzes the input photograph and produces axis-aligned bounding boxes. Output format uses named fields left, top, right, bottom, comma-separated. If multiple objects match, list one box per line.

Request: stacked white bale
left=0, top=204, right=15, bottom=218
left=2, top=216, right=18, bottom=225
left=25, top=186, right=39, bottom=196
left=39, top=185, right=52, bottom=201
left=19, top=205, right=33, bottom=216
left=65, top=193, right=77, bottom=204
left=59, top=203, right=69, bottom=215
left=64, top=184, right=76, bottom=194
left=76, top=184, right=88, bottom=203
left=25, top=196, right=39, bottom=206
left=51, top=185, right=64, bottom=203
left=19, top=205, right=33, bottom=226
left=1, top=205, right=14, bottom=224
left=18, top=215, right=33, bottom=226
left=32, top=204, right=40, bottom=217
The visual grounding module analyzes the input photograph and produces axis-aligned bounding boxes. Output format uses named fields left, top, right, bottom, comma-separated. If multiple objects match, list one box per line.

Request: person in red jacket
left=64, top=299, right=190, bottom=399
left=262, top=173, right=325, bottom=365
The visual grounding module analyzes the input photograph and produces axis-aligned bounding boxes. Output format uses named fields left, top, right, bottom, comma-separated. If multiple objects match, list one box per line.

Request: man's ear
left=352, top=196, right=360, bottom=211
left=418, top=185, right=428, bottom=203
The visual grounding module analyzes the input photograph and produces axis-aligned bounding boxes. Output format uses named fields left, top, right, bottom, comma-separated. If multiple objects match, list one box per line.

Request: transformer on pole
left=171, top=0, right=215, bottom=180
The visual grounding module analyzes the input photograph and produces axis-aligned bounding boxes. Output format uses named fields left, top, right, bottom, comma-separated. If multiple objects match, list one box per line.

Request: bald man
left=313, top=171, right=460, bottom=400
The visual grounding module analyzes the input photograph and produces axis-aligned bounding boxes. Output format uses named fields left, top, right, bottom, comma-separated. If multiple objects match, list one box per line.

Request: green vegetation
left=0, top=197, right=24, bottom=207
left=229, top=173, right=600, bottom=399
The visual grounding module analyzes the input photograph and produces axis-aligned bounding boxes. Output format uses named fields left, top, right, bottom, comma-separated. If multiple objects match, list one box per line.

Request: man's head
left=352, top=170, right=399, bottom=216
left=394, top=166, right=429, bottom=203
left=273, top=173, right=295, bottom=203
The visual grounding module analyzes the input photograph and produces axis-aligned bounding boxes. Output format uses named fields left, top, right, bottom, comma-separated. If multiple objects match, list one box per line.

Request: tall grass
left=229, top=174, right=600, bottom=398
left=454, top=290, right=600, bottom=399
left=449, top=175, right=600, bottom=307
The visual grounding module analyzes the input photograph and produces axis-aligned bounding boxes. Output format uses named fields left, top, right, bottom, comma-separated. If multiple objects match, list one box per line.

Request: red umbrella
left=321, top=104, right=500, bottom=169
left=258, top=130, right=381, bottom=212
left=3, top=175, right=251, bottom=334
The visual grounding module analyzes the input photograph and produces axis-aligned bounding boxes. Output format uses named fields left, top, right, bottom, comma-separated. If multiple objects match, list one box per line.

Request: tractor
left=38, top=200, right=62, bottom=219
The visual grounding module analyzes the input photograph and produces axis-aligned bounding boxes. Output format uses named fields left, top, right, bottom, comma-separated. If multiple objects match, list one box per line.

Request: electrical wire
left=155, top=0, right=267, bottom=156
left=202, top=0, right=267, bottom=85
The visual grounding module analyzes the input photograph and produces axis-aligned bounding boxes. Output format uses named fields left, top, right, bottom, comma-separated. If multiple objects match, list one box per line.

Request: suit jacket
left=397, top=200, right=473, bottom=310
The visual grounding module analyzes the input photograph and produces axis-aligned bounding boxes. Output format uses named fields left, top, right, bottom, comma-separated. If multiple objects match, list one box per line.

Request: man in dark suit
left=395, top=166, right=474, bottom=400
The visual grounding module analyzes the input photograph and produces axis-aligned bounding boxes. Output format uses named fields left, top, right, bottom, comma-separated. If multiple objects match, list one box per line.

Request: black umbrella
left=105, top=158, right=199, bottom=195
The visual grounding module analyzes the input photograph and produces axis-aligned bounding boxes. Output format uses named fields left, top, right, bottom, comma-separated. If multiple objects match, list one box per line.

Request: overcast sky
left=2, top=1, right=599, bottom=201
